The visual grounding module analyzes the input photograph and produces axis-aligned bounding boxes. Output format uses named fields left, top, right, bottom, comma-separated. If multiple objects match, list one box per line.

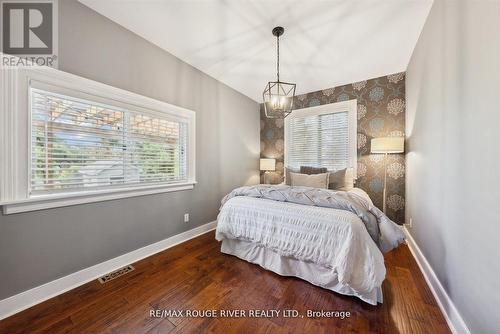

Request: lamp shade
left=263, top=81, right=296, bottom=118
left=371, top=137, right=404, bottom=154
left=260, top=158, right=276, bottom=171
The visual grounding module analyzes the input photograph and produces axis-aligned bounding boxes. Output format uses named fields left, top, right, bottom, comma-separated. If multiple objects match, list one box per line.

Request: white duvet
left=216, top=195, right=387, bottom=303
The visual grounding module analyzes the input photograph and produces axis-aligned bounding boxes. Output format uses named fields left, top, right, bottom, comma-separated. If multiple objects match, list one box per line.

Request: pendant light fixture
left=263, top=26, right=296, bottom=119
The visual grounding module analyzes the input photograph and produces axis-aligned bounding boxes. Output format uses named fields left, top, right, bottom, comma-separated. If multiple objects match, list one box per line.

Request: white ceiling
left=79, top=0, right=432, bottom=102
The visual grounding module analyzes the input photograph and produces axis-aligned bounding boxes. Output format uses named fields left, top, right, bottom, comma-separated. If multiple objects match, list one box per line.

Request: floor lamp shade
left=371, top=137, right=404, bottom=154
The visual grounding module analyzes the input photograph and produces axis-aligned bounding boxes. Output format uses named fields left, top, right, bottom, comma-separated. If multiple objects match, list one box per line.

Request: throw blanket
left=220, top=184, right=404, bottom=253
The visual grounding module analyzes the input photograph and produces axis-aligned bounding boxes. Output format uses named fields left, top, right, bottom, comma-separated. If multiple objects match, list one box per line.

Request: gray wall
left=0, top=0, right=260, bottom=300
left=405, top=0, right=500, bottom=332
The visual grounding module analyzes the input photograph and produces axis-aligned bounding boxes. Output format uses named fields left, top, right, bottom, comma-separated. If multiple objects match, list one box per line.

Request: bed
left=215, top=184, right=405, bottom=305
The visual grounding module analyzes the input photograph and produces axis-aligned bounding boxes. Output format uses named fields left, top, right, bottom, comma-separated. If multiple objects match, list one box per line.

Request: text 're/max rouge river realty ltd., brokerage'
left=149, top=309, right=352, bottom=319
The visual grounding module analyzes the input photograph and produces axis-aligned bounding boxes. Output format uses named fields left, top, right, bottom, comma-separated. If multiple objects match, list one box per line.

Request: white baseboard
left=403, top=226, right=470, bottom=334
left=0, top=221, right=217, bottom=320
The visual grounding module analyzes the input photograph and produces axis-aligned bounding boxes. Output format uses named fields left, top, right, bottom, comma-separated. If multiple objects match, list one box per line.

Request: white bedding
left=215, top=189, right=389, bottom=305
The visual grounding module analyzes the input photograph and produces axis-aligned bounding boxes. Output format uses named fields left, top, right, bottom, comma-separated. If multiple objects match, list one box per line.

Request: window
left=285, top=100, right=357, bottom=174
left=0, top=61, right=195, bottom=214
left=31, top=87, right=188, bottom=194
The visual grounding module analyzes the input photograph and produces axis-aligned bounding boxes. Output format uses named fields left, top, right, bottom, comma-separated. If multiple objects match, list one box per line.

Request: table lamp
left=260, top=158, right=276, bottom=184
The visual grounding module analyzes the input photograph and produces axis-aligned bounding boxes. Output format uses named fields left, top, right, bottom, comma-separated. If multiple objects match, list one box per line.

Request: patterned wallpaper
left=260, top=72, right=406, bottom=224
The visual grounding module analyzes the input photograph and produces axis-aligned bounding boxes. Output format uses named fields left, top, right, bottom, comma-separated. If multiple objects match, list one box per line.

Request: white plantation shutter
left=285, top=100, right=357, bottom=174
left=30, top=88, right=188, bottom=193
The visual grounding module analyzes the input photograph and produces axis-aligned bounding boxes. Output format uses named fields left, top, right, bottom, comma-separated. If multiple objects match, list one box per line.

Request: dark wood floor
left=0, top=231, right=450, bottom=334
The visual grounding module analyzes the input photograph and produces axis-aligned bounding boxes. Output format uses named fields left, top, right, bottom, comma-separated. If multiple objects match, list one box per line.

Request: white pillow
left=290, top=172, right=329, bottom=189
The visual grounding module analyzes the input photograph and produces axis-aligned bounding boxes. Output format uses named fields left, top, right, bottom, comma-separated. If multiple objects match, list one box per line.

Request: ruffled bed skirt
left=221, top=238, right=383, bottom=305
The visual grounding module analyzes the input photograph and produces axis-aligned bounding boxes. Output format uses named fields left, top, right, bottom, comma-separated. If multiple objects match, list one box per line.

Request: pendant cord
left=276, top=34, right=280, bottom=82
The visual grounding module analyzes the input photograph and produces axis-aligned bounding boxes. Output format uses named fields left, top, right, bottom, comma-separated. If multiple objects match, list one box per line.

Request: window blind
left=287, top=111, right=349, bottom=171
left=30, top=88, right=188, bottom=193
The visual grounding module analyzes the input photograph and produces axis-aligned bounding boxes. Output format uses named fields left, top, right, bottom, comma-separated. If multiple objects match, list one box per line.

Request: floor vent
left=98, top=265, right=135, bottom=284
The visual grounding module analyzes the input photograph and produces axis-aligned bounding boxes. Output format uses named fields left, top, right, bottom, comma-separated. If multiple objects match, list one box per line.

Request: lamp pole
left=383, top=152, right=388, bottom=214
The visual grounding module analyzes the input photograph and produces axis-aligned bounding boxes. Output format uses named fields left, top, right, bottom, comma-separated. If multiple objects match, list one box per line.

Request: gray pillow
left=290, top=172, right=329, bottom=189
left=328, top=168, right=354, bottom=190
left=284, top=167, right=299, bottom=185
left=286, top=166, right=354, bottom=190
left=300, top=166, right=328, bottom=175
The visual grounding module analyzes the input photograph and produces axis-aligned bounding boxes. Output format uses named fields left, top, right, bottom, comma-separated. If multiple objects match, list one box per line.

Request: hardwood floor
left=0, top=231, right=450, bottom=334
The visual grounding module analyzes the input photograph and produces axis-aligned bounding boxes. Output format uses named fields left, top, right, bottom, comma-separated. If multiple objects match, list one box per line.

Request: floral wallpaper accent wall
left=260, top=72, right=406, bottom=224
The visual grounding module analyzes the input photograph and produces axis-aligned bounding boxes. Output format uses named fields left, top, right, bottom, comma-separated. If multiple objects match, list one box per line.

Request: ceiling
left=79, top=0, right=433, bottom=102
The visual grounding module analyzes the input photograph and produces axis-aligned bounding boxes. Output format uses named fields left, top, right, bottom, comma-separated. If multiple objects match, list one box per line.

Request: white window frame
left=0, top=58, right=196, bottom=214
left=284, top=99, right=357, bottom=176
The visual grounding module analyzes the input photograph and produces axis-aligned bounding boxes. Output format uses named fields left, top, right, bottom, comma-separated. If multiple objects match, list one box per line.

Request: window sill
left=0, top=182, right=196, bottom=214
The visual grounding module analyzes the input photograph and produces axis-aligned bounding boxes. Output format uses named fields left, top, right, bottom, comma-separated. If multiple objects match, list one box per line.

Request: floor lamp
left=371, top=137, right=404, bottom=213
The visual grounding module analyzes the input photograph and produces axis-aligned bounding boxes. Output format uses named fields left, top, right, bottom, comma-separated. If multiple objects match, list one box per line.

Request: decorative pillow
left=300, top=166, right=328, bottom=175
left=328, top=168, right=355, bottom=191
left=290, top=172, right=329, bottom=189
left=284, top=167, right=299, bottom=186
